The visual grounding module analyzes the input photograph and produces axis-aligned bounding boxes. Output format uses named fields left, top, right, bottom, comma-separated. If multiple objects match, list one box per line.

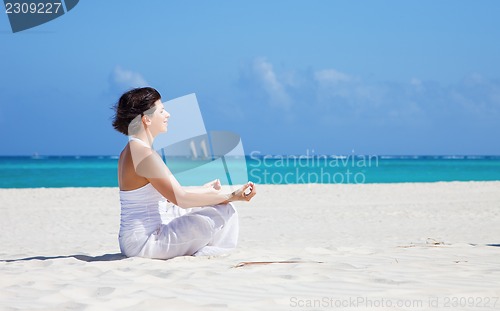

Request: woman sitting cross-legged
left=112, top=87, right=256, bottom=259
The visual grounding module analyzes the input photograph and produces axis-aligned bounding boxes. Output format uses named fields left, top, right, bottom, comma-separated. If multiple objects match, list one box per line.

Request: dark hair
left=112, top=87, right=161, bottom=135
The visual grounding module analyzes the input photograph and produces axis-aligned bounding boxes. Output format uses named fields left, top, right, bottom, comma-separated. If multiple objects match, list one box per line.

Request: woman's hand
left=230, top=182, right=257, bottom=202
left=203, top=179, right=221, bottom=190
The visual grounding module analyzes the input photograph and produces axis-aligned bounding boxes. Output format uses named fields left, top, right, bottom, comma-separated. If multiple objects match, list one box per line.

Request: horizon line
left=1, top=154, right=500, bottom=158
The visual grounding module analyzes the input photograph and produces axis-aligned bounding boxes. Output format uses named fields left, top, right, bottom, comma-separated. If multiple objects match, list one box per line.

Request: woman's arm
left=149, top=176, right=254, bottom=208
left=183, top=179, right=221, bottom=194
left=135, top=150, right=255, bottom=208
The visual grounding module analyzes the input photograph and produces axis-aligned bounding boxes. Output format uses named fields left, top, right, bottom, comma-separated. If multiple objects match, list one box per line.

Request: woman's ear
left=142, top=115, right=152, bottom=125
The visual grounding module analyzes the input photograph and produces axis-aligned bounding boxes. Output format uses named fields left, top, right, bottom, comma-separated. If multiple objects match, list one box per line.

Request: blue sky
left=1, top=0, right=499, bottom=156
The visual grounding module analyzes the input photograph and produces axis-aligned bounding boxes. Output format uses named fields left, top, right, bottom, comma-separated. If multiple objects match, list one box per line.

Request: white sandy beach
left=1, top=182, right=500, bottom=310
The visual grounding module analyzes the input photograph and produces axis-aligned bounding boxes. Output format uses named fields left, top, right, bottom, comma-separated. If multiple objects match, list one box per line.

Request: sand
left=1, top=182, right=500, bottom=310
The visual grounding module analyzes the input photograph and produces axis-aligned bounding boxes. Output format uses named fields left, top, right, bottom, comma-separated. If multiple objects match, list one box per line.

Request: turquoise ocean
left=1, top=155, right=500, bottom=188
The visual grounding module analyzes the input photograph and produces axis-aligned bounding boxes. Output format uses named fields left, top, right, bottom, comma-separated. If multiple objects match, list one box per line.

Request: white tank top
left=118, top=183, right=187, bottom=256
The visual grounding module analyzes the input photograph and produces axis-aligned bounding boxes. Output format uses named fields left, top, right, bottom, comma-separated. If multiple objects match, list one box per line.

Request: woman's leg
left=138, top=203, right=239, bottom=259
left=192, top=203, right=239, bottom=256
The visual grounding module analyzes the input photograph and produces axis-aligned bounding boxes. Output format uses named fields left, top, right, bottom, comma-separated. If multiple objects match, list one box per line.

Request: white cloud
left=410, top=78, right=421, bottom=86
left=490, top=86, right=500, bottom=106
left=314, top=69, right=352, bottom=84
left=314, top=68, right=382, bottom=106
left=449, top=74, right=500, bottom=116
left=238, top=59, right=500, bottom=128
left=252, top=58, right=291, bottom=110
left=463, top=72, right=485, bottom=86
left=109, top=66, right=148, bottom=93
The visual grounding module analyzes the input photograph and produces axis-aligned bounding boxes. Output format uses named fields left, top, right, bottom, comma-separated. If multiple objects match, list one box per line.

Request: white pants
left=137, top=203, right=239, bottom=260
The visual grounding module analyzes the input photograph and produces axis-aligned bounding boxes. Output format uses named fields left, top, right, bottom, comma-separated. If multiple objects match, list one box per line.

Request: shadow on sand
left=1, top=253, right=127, bottom=263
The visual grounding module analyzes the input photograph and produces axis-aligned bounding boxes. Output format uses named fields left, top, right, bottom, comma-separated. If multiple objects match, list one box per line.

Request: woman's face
left=148, top=100, right=170, bottom=135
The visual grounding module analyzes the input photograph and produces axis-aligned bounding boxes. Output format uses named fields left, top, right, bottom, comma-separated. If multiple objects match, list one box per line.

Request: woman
left=112, top=87, right=256, bottom=259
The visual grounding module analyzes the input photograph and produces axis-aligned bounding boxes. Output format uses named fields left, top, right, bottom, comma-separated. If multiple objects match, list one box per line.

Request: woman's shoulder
left=118, top=144, right=151, bottom=190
